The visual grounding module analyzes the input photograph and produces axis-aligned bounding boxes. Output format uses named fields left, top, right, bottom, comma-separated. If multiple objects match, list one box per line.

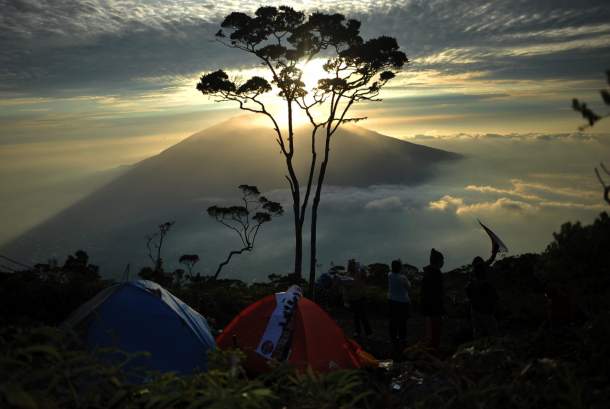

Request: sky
left=1, top=0, right=610, bottom=275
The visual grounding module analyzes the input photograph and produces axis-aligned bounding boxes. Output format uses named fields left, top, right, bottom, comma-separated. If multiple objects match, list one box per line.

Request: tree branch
left=595, top=166, right=610, bottom=205
left=214, top=246, right=252, bottom=279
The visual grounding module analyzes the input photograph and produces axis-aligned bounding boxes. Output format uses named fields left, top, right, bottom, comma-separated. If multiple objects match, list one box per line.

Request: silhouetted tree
left=179, top=254, right=200, bottom=277
left=196, top=6, right=407, bottom=287
left=62, top=250, right=100, bottom=282
left=172, top=268, right=186, bottom=288
left=145, top=221, right=175, bottom=272
left=208, top=185, right=283, bottom=279
left=573, top=70, right=610, bottom=205
left=294, top=20, right=408, bottom=295
left=138, top=266, right=173, bottom=287
left=573, top=70, right=610, bottom=129
left=595, top=163, right=610, bottom=205
left=540, top=212, right=610, bottom=313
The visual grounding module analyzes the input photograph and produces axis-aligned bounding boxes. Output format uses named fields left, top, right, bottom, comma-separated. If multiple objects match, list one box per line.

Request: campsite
left=1, top=212, right=610, bottom=409
left=2, top=2, right=610, bottom=409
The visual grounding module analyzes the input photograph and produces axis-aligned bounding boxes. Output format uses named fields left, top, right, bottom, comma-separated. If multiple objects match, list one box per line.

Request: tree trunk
left=294, top=219, right=303, bottom=278
left=300, top=126, right=319, bottom=292
left=155, top=234, right=164, bottom=272
left=285, top=100, right=303, bottom=278
left=309, top=131, right=332, bottom=298
left=214, top=247, right=250, bottom=280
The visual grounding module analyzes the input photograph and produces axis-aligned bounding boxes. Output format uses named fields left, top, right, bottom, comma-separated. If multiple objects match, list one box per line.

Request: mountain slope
left=3, top=116, right=460, bottom=275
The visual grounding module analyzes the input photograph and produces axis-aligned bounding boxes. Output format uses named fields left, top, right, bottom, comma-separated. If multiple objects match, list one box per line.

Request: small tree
left=145, top=221, right=175, bottom=272
left=208, top=185, right=283, bottom=279
left=573, top=70, right=610, bottom=205
left=61, top=250, right=100, bottom=282
left=179, top=254, right=200, bottom=277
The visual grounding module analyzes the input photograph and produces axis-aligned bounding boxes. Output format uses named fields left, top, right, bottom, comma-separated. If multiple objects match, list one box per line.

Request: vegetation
left=145, top=221, right=175, bottom=273
left=179, top=254, right=200, bottom=277
left=208, top=185, right=283, bottom=280
left=1, top=212, right=609, bottom=408
left=572, top=69, right=610, bottom=204
left=196, top=6, right=407, bottom=284
left=572, top=70, right=610, bottom=129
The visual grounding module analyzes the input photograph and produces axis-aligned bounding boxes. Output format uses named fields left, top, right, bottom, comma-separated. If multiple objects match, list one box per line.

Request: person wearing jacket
left=388, top=259, right=412, bottom=351
left=421, top=248, right=445, bottom=351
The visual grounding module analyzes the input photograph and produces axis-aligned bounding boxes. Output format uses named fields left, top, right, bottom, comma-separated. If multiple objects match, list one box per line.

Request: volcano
left=2, top=116, right=460, bottom=277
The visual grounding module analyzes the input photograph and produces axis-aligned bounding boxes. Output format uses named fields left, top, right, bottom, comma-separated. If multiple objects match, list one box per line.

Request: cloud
left=461, top=197, right=538, bottom=214
left=410, top=132, right=603, bottom=142
left=1, top=0, right=609, bottom=99
left=364, top=196, right=404, bottom=210
left=430, top=195, right=538, bottom=215
left=430, top=177, right=605, bottom=218
left=465, top=179, right=600, bottom=202
left=429, top=195, right=465, bottom=211
left=465, top=183, right=543, bottom=201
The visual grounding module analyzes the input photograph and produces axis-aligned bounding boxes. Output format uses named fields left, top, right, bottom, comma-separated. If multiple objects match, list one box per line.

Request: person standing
left=466, top=256, right=499, bottom=338
left=421, top=249, right=445, bottom=351
left=388, top=259, right=411, bottom=352
left=343, top=260, right=372, bottom=339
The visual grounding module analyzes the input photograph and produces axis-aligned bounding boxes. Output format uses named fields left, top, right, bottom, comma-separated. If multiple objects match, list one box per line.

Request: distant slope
left=2, top=116, right=460, bottom=275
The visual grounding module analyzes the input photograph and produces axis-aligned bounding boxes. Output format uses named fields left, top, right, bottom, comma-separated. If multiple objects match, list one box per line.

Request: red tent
left=216, top=294, right=373, bottom=373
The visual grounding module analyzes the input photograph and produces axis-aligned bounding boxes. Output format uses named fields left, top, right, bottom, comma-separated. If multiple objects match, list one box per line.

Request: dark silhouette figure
left=422, top=248, right=445, bottom=351
left=466, top=256, right=499, bottom=338
left=208, top=185, right=283, bottom=280
left=343, top=260, right=372, bottom=339
left=196, top=6, right=408, bottom=289
left=388, top=259, right=411, bottom=352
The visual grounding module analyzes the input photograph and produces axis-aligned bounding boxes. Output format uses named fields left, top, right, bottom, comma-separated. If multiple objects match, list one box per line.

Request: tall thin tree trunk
left=284, top=100, right=303, bottom=278
left=309, top=131, right=332, bottom=297
left=294, top=220, right=303, bottom=277
left=299, top=125, right=319, bottom=289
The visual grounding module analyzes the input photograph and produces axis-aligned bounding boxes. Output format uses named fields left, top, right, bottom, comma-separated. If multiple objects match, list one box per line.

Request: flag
left=478, top=219, right=508, bottom=254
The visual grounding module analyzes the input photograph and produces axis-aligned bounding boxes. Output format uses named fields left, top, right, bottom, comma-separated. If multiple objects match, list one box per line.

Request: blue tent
left=63, top=280, right=215, bottom=375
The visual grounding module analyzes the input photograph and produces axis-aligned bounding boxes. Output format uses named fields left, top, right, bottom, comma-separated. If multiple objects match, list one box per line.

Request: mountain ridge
left=2, top=116, right=461, bottom=274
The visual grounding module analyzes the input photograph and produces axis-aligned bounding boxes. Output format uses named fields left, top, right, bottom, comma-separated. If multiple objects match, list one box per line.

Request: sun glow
left=214, top=58, right=333, bottom=127
left=298, top=58, right=328, bottom=93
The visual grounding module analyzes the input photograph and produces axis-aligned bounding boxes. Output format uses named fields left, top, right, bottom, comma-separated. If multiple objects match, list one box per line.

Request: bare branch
left=595, top=167, right=610, bottom=205
left=285, top=175, right=295, bottom=193
left=217, top=218, right=247, bottom=247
